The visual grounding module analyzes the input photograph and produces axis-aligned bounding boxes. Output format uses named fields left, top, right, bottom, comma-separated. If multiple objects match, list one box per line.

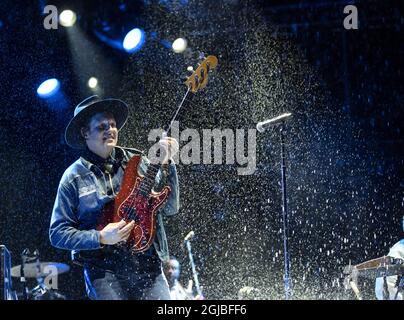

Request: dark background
left=0, top=0, right=403, bottom=299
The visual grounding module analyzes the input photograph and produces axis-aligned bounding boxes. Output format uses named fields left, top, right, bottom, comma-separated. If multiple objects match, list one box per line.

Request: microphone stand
left=20, top=249, right=30, bottom=300
left=260, top=121, right=292, bottom=299
left=279, top=123, right=292, bottom=300
left=185, top=239, right=203, bottom=298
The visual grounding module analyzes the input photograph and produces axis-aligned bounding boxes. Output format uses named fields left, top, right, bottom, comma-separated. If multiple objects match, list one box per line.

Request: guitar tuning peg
left=187, top=66, right=194, bottom=72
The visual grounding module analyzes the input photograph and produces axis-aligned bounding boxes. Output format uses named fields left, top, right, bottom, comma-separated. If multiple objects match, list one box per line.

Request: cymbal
left=11, top=262, right=70, bottom=278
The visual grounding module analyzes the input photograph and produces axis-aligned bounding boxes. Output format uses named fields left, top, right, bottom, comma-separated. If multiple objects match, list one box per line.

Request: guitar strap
left=382, top=276, right=389, bottom=300
left=81, top=147, right=122, bottom=175
left=394, top=275, right=404, bottom=300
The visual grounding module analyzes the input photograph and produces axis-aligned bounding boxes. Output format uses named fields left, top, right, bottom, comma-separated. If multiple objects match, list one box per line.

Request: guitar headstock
left=185, top=55, right=218, bottom=93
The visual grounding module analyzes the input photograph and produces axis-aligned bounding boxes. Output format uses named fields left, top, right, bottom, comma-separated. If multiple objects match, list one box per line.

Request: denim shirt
left=49, top=146, right=179, bottom=262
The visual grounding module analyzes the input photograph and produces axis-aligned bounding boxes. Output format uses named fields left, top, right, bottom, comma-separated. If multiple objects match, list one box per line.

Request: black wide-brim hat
left=65, top=95, right=129, bottom=149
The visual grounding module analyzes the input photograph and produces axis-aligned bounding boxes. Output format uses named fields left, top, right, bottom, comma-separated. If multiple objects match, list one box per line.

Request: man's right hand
left=99, top=220, right=135, bottom=245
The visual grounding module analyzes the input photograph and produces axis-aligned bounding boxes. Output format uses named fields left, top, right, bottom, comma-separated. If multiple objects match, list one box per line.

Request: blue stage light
left=122, top=28, right=145, bottom=53
left=37, top=78, right=60, bottom=98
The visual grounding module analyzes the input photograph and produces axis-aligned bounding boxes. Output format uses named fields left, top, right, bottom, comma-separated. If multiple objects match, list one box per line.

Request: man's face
left=82, top=112, right=118, bottom=157
left=164, top=259, right=180, bottom=282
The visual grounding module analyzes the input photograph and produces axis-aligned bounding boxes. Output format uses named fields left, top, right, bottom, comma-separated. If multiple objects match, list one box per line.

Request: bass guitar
left=96, top=55, right=218, bottom=254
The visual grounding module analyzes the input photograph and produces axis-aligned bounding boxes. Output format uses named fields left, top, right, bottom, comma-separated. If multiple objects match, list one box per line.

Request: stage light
left=88, top=77, right=98, bottom=89
left=122, top=28, right=145, bottom=53
left=59, top=10, right=77, bottom=27
left=172, top=38, right=187, bottom=53
left=37, top=78, right=60, bottom=98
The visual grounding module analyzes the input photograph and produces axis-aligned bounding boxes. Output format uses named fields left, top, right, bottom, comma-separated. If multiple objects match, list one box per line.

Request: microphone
left=256, top=113, right=292, bottom=132
left=184, top=231, right=195, bottom=241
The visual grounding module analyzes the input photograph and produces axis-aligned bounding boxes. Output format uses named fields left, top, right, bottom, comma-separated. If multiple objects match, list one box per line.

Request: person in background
left=375, top=215, right=404, bottom=300
left=163, top=256, right=196, bottom=300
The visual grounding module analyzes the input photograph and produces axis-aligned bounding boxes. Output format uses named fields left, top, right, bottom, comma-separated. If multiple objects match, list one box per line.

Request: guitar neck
left=138, top=162, right=162, bottom=196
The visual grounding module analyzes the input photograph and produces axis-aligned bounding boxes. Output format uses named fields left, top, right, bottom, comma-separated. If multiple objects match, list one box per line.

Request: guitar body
left=96, top=155, right=171, bottom=254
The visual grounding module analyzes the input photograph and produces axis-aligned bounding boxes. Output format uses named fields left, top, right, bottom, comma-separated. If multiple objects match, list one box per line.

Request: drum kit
left=4, top=248, right=70, bottom=300
left=11, top=261, right=70, bottom=300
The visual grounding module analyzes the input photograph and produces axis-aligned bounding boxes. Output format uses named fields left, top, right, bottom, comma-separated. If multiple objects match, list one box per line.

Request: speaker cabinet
left=0, top=245, right=17, bottom=300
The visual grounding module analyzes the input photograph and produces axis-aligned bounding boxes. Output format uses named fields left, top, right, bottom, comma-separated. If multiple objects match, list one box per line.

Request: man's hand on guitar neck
left=159, top=136, right=179, bottom=164
left=99, top=220, right=135, bottom=245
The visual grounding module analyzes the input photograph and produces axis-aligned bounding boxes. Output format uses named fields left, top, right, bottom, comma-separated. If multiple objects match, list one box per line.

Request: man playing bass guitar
left=49, top=95, right=179, bottom=300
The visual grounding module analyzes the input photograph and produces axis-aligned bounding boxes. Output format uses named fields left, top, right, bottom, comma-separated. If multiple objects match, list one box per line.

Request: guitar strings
left=122, top=164, right=161, bottom=220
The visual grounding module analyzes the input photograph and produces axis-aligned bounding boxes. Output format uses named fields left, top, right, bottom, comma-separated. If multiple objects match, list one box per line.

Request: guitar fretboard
left=138, top=162, right=161, bottom=196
